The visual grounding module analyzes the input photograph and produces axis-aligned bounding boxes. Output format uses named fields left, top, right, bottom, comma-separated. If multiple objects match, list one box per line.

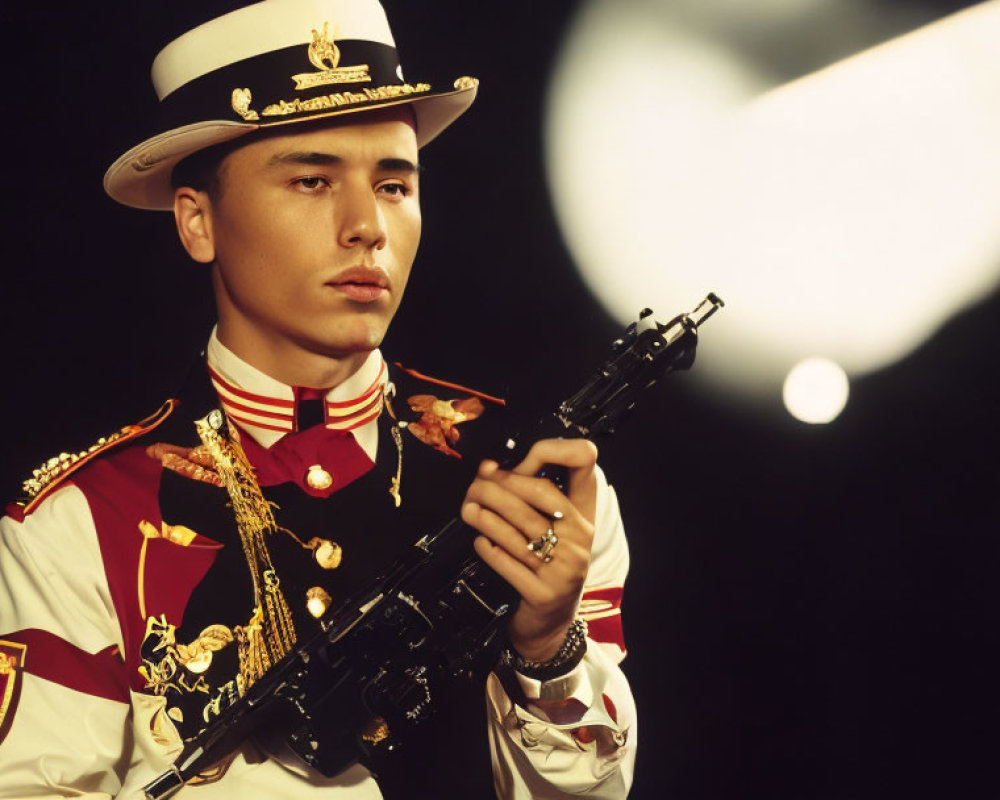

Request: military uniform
left=0, top=333, right=634, bottom=798
left=2, top=0, right=638, bottom=794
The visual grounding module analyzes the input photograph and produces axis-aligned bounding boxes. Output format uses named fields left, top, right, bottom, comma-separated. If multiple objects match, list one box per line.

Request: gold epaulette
left=15, top=399, right=177, bottom=515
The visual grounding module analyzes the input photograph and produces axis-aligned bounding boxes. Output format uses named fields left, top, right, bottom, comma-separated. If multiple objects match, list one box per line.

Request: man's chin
left=307, top=330, right=387, bottom=360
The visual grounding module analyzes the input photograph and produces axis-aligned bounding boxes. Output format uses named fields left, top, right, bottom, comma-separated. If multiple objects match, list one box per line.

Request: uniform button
left=313, top=539, right=343, bottom=570
left=306, top=586, right=332, bottom=618
left=306, top=464, right=333, bottom=490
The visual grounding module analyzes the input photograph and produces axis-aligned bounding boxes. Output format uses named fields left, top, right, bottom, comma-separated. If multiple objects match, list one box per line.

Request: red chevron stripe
left=0, top=630, right=129, bottom=704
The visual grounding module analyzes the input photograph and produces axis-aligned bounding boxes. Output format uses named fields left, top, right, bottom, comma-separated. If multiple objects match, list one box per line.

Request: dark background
left=2, top=2, right=998, bottom=797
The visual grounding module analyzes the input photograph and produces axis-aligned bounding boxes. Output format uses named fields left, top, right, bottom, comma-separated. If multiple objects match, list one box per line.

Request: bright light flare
left=546, top=0, right=1000, bottom=410
left=783, top=357, right=850, bottom=423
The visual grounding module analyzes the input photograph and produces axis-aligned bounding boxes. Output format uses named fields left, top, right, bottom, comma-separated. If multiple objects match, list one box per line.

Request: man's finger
left=464, top=477, right=558, bottom=544
left=473, top=535, right=544, bottom=597
left=510, top=438, right=599, bottom=478
left=462, top=501, right=546, bottom=571
left=509, top=439, right=599, bottom=523
left=473, top=470, right=578, bottom=523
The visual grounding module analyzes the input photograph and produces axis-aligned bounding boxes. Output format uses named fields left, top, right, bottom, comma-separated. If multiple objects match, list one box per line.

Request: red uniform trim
left=581, top=586, right=624, bottom=606
left=325, top=359, right=387, bottom=409
left=219, top=396, right=295, bottom=423
left=393, top=363, right=507, bottom=406
left=584, top=615, right=625, bottom=653
left=324, top=398, right=383, bottom=431
left=325, top=391, right=382, bottom=421
left=207, top=365, right=295, bottom=408
left=333, top=406, right=382, bottom=432
left=581, top=586, right=626, bottom=652
left=225, top=411, right=293, bottom=433
left=72, top=445, right=215, bottom=692
left=602, top=693, right=618, bottom=723
left=0, top=630, right=129, bottom=705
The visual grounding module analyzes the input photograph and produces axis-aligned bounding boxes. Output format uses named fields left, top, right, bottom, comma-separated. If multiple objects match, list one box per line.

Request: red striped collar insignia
left=206, top=341, right=387, bottom=439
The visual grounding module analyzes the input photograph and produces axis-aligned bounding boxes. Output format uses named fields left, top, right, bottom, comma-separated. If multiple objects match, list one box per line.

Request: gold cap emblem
left=308, top=23, right=340, bottom=71
left=293, top=22, right=371, bottom=90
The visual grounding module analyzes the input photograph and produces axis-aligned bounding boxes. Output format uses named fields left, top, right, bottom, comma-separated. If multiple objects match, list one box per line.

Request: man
left=0, top=1, right=635, bottom=797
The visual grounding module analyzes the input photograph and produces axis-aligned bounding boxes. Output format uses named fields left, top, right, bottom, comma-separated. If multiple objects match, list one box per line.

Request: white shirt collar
left=205, top=327, right=387, bottom=459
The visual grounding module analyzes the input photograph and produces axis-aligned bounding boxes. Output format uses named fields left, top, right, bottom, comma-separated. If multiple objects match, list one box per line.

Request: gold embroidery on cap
left=309, top=23, right=340, bottom=70
left=262, top=83, right=431, bottom=117
left=292, top=22, right=371, bottom=90
left=232, top=88, right=259, bottom=121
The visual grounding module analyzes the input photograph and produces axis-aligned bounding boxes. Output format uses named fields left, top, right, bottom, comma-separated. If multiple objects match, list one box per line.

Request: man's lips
left=326, top=266, right=390, bottom=303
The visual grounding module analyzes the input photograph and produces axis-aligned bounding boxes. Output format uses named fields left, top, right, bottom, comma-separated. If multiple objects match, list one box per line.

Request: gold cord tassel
left=384, top=388, right=404, bottom=507
left=196, top=412, right=296, bottom=689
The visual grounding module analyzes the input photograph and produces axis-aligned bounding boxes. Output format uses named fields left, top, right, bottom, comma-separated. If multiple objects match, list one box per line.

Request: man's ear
left=174, top=187, right=216, bottom=264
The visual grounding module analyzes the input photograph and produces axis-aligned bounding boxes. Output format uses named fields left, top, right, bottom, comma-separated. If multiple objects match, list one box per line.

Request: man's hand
left=460, top=439, right=598, bottom=662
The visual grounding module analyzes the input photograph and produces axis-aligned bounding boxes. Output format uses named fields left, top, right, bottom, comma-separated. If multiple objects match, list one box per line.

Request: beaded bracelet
left=501, top=619, right=589, bottom=682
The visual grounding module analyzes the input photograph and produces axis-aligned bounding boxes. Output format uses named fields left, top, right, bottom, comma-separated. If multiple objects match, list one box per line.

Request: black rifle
left=143, top=293, right=724, bottom=799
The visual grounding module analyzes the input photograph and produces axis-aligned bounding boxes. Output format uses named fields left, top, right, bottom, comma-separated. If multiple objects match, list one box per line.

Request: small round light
left=782, top=357, right=849, bottom=423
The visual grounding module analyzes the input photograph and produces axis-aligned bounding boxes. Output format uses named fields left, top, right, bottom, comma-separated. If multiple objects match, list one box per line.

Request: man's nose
left=338, top=185, right=387, bottom=251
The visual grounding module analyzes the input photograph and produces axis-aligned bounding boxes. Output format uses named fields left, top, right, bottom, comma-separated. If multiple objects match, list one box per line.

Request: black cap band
left=159, top=39, right=407, bottom=129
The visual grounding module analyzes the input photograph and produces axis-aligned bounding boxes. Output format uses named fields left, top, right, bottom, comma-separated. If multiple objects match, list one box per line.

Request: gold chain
left=196, top=412, right=296, bottom=689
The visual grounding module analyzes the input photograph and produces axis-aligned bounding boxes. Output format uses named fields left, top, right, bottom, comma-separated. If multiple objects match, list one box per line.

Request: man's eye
left=376, top=181, right=409, bottom=198
left=294, top=176, right=328, bottom=191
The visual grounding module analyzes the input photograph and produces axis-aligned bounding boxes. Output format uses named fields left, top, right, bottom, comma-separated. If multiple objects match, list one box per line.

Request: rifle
left=142, top=293, right=724, bottom=799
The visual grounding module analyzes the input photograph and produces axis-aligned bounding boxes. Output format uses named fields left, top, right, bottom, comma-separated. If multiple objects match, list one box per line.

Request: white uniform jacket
left=0, top=338, right=636, bottom=798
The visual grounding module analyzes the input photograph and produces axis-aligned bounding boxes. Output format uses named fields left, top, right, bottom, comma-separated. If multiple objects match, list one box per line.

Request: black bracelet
left=501, top=619, right=588, bottom=682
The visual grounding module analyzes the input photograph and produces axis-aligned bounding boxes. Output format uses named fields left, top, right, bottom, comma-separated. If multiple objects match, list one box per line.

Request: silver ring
left=527, top=510, right=563, bottom=563
left=527, top=528, right=558, bottom=562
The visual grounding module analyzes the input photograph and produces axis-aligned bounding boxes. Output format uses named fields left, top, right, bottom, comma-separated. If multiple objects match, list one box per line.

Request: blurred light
left=546, top=0, right=1000, bottom=410
left=783, top=357, right=849, bottom=423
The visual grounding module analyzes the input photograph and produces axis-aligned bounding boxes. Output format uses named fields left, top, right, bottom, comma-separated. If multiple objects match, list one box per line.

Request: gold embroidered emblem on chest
left=139, top=616, right=234, bottom=696
left=406, top=394, right=485, bottom=458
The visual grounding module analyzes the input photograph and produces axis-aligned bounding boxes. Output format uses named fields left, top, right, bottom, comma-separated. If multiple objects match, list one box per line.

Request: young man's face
left=196, top=110, right=421, bottom=367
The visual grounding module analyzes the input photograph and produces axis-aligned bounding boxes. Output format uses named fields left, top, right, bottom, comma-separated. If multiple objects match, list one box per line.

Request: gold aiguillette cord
left=195, top=411, right=296, bottom=688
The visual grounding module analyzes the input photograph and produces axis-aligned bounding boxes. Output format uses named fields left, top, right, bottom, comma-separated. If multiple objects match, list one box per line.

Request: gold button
left=306, top=464, right=333, bottom=490
left=306, top=586, right=332, bottom=618
left=184, top=650, right=213, bottom=674
left=313, top=539, right=343, bottom=570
